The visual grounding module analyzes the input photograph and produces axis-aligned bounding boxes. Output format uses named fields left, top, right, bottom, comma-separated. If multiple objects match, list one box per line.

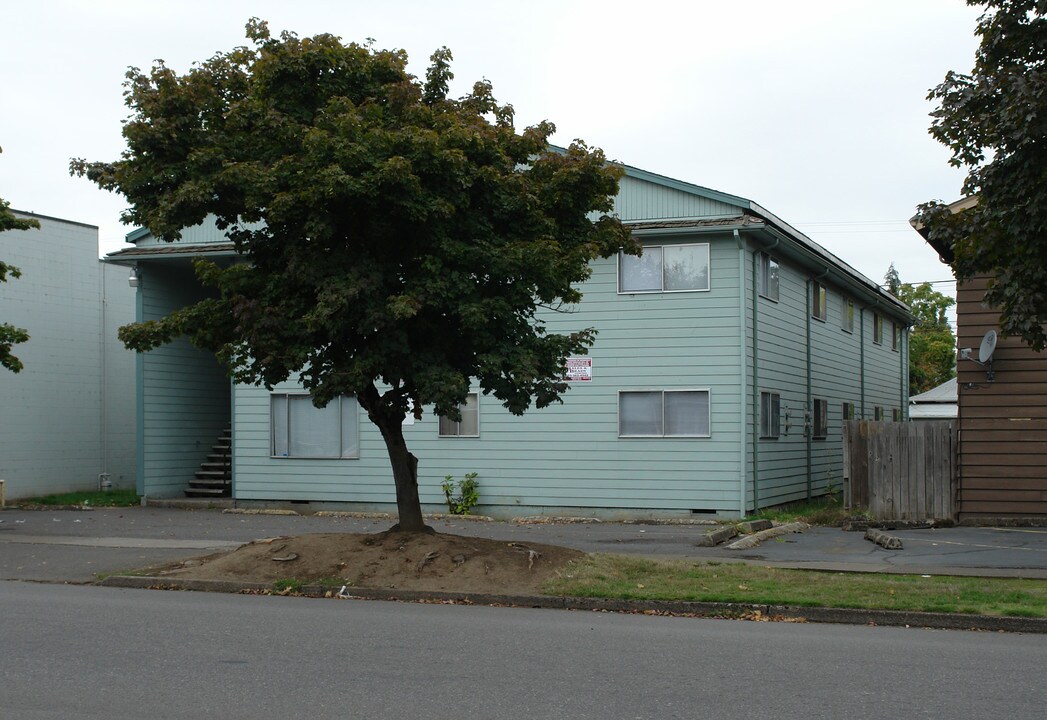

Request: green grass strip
left=19, top=489, right=140, bottom=508
left=544, top=555, right=1047, bottom=618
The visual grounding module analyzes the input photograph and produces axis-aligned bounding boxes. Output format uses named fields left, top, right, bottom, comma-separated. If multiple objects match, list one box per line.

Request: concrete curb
left=97, top=575, right=1047, bottom=634
left=866, top=528, right=904, bottom=550
left=695, top=526, right=738, bottom=547
left=726, top=521, right=809, bottom=550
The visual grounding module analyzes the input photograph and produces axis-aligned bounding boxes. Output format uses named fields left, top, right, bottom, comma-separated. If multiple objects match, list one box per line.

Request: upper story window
left=873, top=313, right=884, bottom=344
left=271, top=394, right=359, bottom=459
left=619, top=390, right=710, bottom=437
left=758, top=253, right=779, bottom=302
left=619, top=243, right=710, bottom=294
left=811, top=280, right=827, bottom=321
left=842, top=297, right=854, bottom=333
left=892, top=321, right=900, bottom=351
left=439, top=393, right=480, bottom=437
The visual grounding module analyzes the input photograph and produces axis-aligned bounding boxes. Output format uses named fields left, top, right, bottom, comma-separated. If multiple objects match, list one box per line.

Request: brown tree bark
left=363, top=383, right=431, bottom=533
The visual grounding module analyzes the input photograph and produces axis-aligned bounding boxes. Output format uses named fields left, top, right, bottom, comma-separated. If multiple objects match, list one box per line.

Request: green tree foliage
left=915, top=1, right=1047, bottom=349
left=886, top=265, right=957, bottom=395
left=71, top=20, right=636, bottom=531
left=1, top=154, right=40, bottom=373
left=883, top=263, right=901, bottom=296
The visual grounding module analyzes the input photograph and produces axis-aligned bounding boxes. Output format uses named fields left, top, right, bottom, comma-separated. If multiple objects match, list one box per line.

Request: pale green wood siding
left=139, top=262, right=230, bottom=497
left=752, top=255, right=907, bottom=509
left=234, top=233, right=748, bottom=514
left=128, top=215, right=257, bottom=249
left=808, top=281, right=865, bottom=502
left=863, top=309, right=907, bottom=421
left=614, top=176, right=743, bottom=221
left=752, top=254, right=814, bottom=507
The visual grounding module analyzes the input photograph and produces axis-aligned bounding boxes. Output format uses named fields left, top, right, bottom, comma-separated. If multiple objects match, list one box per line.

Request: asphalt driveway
left=3, top=506, right=1047, bottom=582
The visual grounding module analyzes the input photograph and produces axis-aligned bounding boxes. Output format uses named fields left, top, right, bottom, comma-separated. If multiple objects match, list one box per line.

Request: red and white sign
left=565, top=357, right=593, bottom=382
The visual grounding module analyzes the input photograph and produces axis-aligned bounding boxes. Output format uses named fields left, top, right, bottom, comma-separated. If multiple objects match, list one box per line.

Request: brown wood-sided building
left=918, top=198, right=1047, bottom=521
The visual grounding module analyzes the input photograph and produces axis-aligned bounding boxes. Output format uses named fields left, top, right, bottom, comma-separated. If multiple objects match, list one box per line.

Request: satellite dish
left=978, top=330, right=997, bottom=364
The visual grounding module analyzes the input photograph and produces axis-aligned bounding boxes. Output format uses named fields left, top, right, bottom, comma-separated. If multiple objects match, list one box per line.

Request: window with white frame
left=619, top=390, right=710, bottom=437
left=439, top=393, right=480, bottom=437
left=873, top=313, right=884, bottom=344
left=812, top=398, right=828, bottom=439
left=759, top=253, right=780, bottom=302
left=811, top=280, right=827, bottom=321
left=760, top=391, right=780, bottom=439
left=842, top=297, right=854, bottom=333
left=892, top=321, right=900, bottom=351
left=619, top=243, right=710, bottom=293
left=271, top=394, right=359, bottom=459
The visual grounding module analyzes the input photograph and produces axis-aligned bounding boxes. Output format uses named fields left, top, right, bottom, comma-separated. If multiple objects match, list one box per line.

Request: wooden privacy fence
left=843, top=420, right=957, bottom=521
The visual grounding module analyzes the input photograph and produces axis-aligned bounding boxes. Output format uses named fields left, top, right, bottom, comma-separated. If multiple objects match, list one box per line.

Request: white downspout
left=735, top=230, right=747, bottom=518
left=98, top=261, right=110, bottom=491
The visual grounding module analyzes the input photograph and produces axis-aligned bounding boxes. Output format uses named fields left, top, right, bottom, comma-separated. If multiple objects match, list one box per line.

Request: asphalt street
left=3, top=506, right=1047, bottom=582
left=3, top=581, right=1046, bottom=720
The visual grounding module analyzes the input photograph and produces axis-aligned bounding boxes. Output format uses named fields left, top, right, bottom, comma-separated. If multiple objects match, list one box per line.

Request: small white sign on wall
left=565, top=357, right=593, bottom=382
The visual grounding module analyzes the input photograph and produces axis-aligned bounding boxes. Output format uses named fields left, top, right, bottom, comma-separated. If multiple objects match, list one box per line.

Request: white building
left=0, top=211, right=136, bottom=499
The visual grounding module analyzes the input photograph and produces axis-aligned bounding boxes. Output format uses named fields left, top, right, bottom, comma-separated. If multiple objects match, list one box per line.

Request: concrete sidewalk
left=3, top=505, right=1047, bottom=582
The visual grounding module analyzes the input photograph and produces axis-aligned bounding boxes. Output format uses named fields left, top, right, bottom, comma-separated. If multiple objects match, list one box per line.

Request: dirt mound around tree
left=155, top=530, right=585, bottom=595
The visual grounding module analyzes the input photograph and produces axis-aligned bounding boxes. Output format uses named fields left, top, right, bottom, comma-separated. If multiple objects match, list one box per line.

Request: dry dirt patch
left=154, top=531, right=584, bottom=595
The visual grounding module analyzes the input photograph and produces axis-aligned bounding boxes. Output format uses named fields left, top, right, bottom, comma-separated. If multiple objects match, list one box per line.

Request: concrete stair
left=185, top=426, right=232, bottom=498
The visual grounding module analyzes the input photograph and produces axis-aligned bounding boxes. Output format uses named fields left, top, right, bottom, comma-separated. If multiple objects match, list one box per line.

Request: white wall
left=0, top=212, right=136, bottom=499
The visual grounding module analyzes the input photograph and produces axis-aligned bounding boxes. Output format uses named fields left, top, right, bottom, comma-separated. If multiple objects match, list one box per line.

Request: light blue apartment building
left=107, top=161, right=911, bottom=518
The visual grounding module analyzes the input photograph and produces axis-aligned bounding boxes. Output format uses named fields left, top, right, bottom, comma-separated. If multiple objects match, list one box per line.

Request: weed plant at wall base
left=442, top=473, right=479, bottom=515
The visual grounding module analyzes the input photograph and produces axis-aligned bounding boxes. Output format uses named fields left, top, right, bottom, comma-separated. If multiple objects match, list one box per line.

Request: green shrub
left=441, top=472, right=479, bottom=515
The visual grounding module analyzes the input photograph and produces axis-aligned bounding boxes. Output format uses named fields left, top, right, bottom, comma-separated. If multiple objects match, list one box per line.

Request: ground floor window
left=439, top=393, right=480, bottom=437
left=842, top=402, right=855, bottom=421
left=619, top=390, right=710, bottom=437
left=760, top=391, right=780, bottom=438
left=271, top=394, right=360, bottom=458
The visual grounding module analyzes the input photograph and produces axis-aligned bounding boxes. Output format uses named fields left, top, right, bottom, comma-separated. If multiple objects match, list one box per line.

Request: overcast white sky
left=1, top=0, right=981, bottom=298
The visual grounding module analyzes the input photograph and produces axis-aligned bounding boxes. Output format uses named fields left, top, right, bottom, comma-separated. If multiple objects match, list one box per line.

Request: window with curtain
left=271, top=394, right=360, bottom=458
left=619, top=390, right=710, bottom=437
left=439, top=393, right=480, bottom=437
left=619, top=243, right=710, bottom=293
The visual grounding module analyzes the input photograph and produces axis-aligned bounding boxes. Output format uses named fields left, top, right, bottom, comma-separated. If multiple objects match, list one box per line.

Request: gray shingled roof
left=910, top=377, right=957, bottom=404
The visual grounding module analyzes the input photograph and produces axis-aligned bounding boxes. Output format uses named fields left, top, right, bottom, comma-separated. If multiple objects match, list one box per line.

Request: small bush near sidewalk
left=17, top=489, right=139, bottom=508
left=544, top=555, right=1047, bottom=618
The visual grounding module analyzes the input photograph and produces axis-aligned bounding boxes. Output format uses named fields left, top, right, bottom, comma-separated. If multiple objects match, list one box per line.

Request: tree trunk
left=372, top=410, right=430, bottom=533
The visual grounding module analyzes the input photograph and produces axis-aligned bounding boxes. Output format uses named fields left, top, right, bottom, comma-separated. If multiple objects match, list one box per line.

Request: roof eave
left=745, top=201, right=914, bottom=322
left=103, top=243, right=238, bottom=262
